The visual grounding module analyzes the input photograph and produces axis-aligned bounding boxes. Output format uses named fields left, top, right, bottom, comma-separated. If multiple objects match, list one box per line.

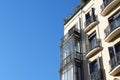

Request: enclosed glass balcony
left=61, top=28, right=80, bottom=44
left=61, top=52, right=82, bottom=68
left=60, top=28, right=82, bottom=68
left=84, top=15, right=98, bottom=32
left=101, top=0, right=120, bottom=16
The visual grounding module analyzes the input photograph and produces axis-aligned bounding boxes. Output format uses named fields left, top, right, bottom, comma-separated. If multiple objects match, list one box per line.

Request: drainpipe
left=79, top=11, right=85, bottom=80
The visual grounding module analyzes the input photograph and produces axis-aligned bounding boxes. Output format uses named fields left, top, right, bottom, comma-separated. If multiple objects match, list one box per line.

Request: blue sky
left=0, top=0, right=80, bottom=80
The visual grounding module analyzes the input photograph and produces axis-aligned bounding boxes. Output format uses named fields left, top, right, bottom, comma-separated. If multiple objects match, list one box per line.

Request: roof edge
left=64, top=0, right=91, bottom=25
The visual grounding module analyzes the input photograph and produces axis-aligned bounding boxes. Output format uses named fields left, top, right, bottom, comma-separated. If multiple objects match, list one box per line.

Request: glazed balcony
left=109, top=51, right=120, bottom=76
left=86, top=39, right=101, bottom=58
left=61, top=28, right=80, bottom=45
left=101, top=0, right=120, bottom=16
left=104, top=23, right=120, bottom=42
left=60, top=27, right=81, bottom=69
left=84, top=15, right=98, bottom=32
left=60, top=52, right=82, bottom=68
left=90, top=70, right=103, bottom=80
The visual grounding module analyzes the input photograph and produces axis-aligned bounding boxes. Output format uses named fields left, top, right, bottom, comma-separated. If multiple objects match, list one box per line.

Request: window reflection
left=62, top=39, right=73, bottom=60
left=62, top=67, right=73, bottom=80
left=89, top=33, right=97, bottom=50
left=109, top=13, right=120, bottom=30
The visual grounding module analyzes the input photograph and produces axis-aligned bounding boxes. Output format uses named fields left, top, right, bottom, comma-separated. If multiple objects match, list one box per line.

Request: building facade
left=60, top=0, right=120, bottom=80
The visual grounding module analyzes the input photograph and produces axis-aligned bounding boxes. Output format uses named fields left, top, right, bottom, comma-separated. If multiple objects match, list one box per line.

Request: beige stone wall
left=63, top=0, right=120, bottom=80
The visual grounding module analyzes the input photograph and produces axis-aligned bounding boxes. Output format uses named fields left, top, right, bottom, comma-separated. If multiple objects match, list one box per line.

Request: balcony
left=109, top=51, right=120, bottom=76
left=61, top=28, right=80, bottom=45
left=86, top=39, right=102, bottom=58
left=84, top=15, right=98, bottom=32
left=90, top=70, right=103, bottom=80
left=101, top=0, right=120, bottom=16
left=60, top=27, right=81, bottom=70
left=60, top=52, right=82, bottom=68
left=104, top=23, right=120, bottom=42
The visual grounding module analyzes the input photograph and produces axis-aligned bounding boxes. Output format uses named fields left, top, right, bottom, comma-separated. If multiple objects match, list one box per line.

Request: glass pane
left=109, top=14, right=120, bottom=30
left=71, top=67, right=73, bottom=80
left=65, top=72, right=67, bottom=80
left=90, top=60, right=98, bottom=73
left=67, top=69, right=70, bottom=80
left=62, top=39, right=73, bottom=60
left=77, top=67, right=81, bottom=80
left=62, top=74, right=64, bottom=80
left=108, top=47, right=115, bottom=59
left=86, top=13, right=90, bottom=20
left=116, top=17, right=120, bottom=27
left=89, top=34, right=96, bottom=49
left=62, top=67, right=73, bottom=80
left=75, top=40, right=80, bottom=52
left=115, top=43, right=120, bottom=54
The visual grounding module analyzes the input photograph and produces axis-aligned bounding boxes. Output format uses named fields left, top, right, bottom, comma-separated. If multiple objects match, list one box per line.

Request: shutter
left=92, top=8, right=95, bottom=21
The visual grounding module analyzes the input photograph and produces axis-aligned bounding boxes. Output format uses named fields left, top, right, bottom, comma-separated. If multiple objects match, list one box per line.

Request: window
left=77, top=67, right=81, bottom=80
left=109, top=12, right=120, bottom=30
left=75, top=40, right=81, bottom=53
left=89, top=33, right=97, bottom=50
left=85, top=13, right=90, bottom=20
left=115, top=43, right=120, bottom=54
left=62, top=67, right=73, bottom=80
left=90, top=60, right=99, bottom=73
left=61, top=39, right=73, bottom=60
left=108, top=42, right=120, bottom=58
left=89, top=58, right=103, bottom=80
left=108, top=42, right=120, bottom=70
left=85, top=8, right=96, bottom=26
left=108, top=47, right=115, bottom=59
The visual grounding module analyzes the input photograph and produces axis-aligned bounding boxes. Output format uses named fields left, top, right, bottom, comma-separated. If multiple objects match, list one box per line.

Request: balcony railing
left=104, top=23, right=120, bottom=40
left=84, top=15, right=97, bottom=28
left=101, top=0, right=120, bottom=16
left=109, top=51, right=120, bottom=71
left=75, top=52, right=82, bottom=60
left=101, top=0, right=113, bottom=13
left=90, top=70, right=102, bottom=80
left=88, top=39, right=101, bottom=53
left=61, top=28, right=79, bottom=44
left=61, top=52, right=82, bottom=68
left=86, top=39, right=101, bottom=58
left=102, top=0, right=113, bottom=9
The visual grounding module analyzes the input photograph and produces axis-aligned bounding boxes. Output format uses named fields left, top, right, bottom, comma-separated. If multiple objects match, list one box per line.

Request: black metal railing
left=87, top=39, right=101, bottom=54
left=84, top=15, right=97, bottom=28
left=74, top=52, right=82, bottom=60
left=101, top=0, right=113, bottom=11
left=109, top=51, right=120, bottom=71
left=90, top=70, right=102, bottom=80
left=61, top=28, right=79, bottom=44
left=104, top=23, right=120, bottom=38
left=61, top=52, right=82, bottom=67
left=63, top=54, right=73, bottom=66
